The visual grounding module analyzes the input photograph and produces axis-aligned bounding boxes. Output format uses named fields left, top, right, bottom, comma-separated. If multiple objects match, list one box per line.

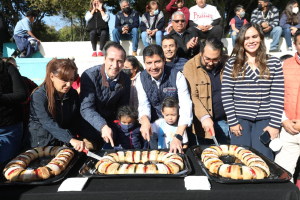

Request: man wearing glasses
left=168, top=11, right=200, bottom=59
left=183, top=37, right=229, bottom=145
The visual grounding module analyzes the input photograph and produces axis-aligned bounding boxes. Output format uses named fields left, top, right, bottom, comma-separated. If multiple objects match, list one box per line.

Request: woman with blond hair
left=24, top=59, right=85, bottom=152
left=222, top=23, right=284, bottom=160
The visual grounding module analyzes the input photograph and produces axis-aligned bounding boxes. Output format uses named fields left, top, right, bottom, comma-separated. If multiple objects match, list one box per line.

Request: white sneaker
left=288, top=47, right=293, bottom=51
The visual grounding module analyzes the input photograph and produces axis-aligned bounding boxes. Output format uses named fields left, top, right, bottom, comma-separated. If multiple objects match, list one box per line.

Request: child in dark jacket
left=102, top=106, right=147, bottom=150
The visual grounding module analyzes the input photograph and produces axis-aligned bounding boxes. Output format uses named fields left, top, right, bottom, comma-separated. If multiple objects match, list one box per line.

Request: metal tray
left=79, top=149, right=192, bottom=178
left=191, top=145, right=292, bottom=183
left=0, top=149, right=83, bottom=185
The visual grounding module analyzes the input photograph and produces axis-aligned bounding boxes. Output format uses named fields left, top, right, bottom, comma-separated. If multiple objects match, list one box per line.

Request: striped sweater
left=221, top=56, right=284, bottom=129
left=251, top=6, right=280, bottom=29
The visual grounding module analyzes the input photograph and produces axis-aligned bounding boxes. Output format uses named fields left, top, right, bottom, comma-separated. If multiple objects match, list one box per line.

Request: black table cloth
left=0, top=148, right=299, bottom=200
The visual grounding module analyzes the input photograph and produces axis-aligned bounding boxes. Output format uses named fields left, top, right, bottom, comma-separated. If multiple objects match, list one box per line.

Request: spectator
left=136, top=44, right=192, bottom=153
left=2, top=57, right=38, bottom=137
left=230, top=5, right=248, bottom=47
left=0, top=58, right=28, bottom=164
left=168, top=11, right=200, bottom=60
left=79, top=42, right=131, bottom=150
left=279, top=54, right=293, bottom=63
left=11, top=11, right=40, bottom=58
left=162, top=35, right=188, bottom=71
left=85, top=0, right=110, bottom=57
left=275, top=30, right=300, bottom=181
left=72, top=66, right=81, bottom=95
left=122, top=55, right=142, bottom=109
left=166, top=0, right=190, bottom=26
left=0, top=13, right=4, bottom=57
left=188, top=0, right=223, bottom=40
left=183, top=37, right=229, bottom=145
left=103, top=105, right=147, bottom=150
left=150, top=97, right=189, bottom=149
left=112, top=0, right=139, bottom=56
left=251, top=0, right=282, bottom=52
left=221, top=23, right=284, bottom=160
left=280, top=0, right=300, bottom=51
left=140, top=1, right=165, bottom=48
left=23, top=59, right=85, bottom=152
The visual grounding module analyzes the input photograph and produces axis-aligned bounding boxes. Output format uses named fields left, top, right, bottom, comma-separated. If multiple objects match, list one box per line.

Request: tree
left=32, top=23, right=59, bottom=42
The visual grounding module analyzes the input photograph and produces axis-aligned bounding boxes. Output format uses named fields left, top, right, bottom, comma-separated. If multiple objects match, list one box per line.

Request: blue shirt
left=14, top=18, right=32, bottom=35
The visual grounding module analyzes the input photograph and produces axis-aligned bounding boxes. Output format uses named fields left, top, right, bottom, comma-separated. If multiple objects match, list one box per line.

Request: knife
left=83, top=149, right=102, bottom=161
left=209, top=129, right=220, bottom=147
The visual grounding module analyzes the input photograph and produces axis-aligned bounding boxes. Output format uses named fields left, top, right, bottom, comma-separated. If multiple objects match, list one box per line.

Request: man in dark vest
left=112, top=0, right=140, bottom=56
left=135, top=44, right=192, bottom=153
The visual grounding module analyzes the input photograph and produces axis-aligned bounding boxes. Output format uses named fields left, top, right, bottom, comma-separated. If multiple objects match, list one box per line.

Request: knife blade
left=209, top=129, right=220, bottom=147
left=83, top=149, right=102, bottom=161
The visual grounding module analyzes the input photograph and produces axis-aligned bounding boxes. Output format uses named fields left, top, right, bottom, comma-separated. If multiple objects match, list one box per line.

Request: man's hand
left=169, top=138, right=183, bottom=153
left=230, top=124, right=243, bottom=137
left=292, top=119, right=300, bottom=132
left=261, top=22, right=268, bottom=28
left=146, top=29, right=152, bottom=35
left=263, top=26, right=271, bottom=33
left=101, top=124, right=114, bottom=147
left=205, top=25, right=212, bottom=30
left=282, top=119, right=299, bottom=134
left=263, top=126, right=279, bottom=140
left=202, top=117, right=215, bottom=136
left=37, top=40, right=41, bottom=45
left=186, top=37, right=198, bottom=50
left=140, top=116, right=152, bottom=141
left=70, top=138, right=85, bottom=152
left=291, top=27, right=298, bottom=35
left=197, top=25, right=205, bottom=31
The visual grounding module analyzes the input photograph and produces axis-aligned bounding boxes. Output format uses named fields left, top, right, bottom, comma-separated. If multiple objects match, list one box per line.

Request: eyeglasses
left=202, top=56, right=220, bottom=64
left=173, top=20, right=185, bottom=23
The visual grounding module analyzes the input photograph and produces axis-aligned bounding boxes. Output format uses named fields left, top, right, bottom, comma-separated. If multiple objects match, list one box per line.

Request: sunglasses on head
left=173, top=20, right=185, bottom=23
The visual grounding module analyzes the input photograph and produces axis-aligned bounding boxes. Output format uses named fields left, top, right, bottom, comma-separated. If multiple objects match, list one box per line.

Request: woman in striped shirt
left=221, top=23, right=284, bottom=160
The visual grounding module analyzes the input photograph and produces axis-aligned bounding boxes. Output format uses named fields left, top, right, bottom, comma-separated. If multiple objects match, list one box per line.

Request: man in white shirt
left=135, top=44, right=193, bottom=153
left=188, top=0, right=223, bottom=40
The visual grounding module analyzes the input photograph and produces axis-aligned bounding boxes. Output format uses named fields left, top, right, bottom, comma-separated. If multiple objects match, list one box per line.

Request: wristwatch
left=174, top=134, right=183, bottom=141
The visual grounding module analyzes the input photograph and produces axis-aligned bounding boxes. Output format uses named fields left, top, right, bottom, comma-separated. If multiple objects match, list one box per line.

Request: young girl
left=150, top=97, right=188, bottom=149
left=103, top=105, right=147, bottom=150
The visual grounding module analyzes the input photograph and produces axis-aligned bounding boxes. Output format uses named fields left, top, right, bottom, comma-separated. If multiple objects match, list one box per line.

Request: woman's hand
left=263, top=126, right=279, bottom=140
left=98, top=2, right=103, bottom=11
left=149, top=29, right=156, bottom=36
left=70, top=138, right=85, bottom=152
left=146, top=29, right=152, bottom=35
left=230, top=124, right=243, bottom=137
left=291, top=27, right=298, bottom=36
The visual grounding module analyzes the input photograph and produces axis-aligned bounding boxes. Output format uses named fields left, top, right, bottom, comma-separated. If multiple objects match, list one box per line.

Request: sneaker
left=11, top=49, right=21, bottom=58
left=288, top=47, right=293, bottom=51
left=132, top=51, right=137, bottom=56
left=98, top=51, right=103, bottom=56
left=92, top=52, right=97, bottom=57
left=269, top=49, right=282, bottom=53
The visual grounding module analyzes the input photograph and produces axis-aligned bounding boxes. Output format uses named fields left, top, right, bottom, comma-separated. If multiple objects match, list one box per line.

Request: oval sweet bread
left=95, top=150, right=184, bottom=175
left=3, top=146, right=74, bottom=182
left=201, top=145, right=270, bottom=180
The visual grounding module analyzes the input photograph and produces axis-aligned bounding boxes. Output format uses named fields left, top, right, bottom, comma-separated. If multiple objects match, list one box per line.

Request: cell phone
left=259, top=131, right=271, bottom=144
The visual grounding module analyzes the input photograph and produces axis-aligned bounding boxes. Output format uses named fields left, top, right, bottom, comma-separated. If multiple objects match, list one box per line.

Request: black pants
left=89, top=29, right=108, bottom=51
left=188, top=25, right=223, bottom=40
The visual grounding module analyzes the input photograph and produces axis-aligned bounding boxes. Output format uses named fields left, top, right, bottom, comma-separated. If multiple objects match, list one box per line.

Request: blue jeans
left=282, top=28, right=292, bottom=48
left=230, top=118, right=274, bottom=161
left=196, top=120, right=230, bottom=145
left=264, top=26, right=282, bottom=50
left=0, top=122, right=23, bottom=165
left=112, top=28, right=139, bottom=52
left=141, top=31, right=163, bottom=47
left=230, top=31, right=238, bottom=47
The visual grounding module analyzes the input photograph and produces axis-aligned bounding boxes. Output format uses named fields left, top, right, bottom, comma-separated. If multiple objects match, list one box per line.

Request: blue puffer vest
left=140, top=66, right=178, bottom=122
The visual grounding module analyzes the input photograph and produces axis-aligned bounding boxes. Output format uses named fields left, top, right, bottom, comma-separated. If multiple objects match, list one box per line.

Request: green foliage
left=57, top=23, right=90, bottom=42
left=32, top=22, right=59, bottom=41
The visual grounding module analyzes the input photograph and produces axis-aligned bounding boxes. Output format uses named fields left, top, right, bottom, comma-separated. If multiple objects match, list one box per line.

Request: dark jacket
left=168, top=29, right=200, bottom=60
left=251, top=5, right=280, bottom=30
left=14, top=34, right=39, bottom=58
left=115, top=10, right=140, bottom=32
left=165, top=56, right=188, bottom=72
left=280, top=13, right=300, bottom=29
left=79, top=65, right=131, bottom=140
left=140, top=66, right=178, bottom=122
left=26, top=85, right=79, bottom=147
left=140, top=12, right=165, bottom=32
left=0, top=59, right=28, bottom=127
left=87, top=11, right=109, bottom=32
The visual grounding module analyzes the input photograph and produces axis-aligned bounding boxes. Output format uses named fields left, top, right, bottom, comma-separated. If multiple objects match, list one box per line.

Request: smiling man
left=183, top=37, right=229, bottom=145
left=162, top=35, right=188, bottom=71
left=136, top=44, right=192, bottom=153
left=79, top=42, right=131, bottom=150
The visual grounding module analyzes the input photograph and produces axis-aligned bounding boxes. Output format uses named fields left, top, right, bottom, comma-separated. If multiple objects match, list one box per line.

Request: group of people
left=1, top=0, right=300, bottom=184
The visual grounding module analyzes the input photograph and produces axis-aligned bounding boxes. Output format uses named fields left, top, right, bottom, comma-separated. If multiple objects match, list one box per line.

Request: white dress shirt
left=135, top=70, right=193, bottom=127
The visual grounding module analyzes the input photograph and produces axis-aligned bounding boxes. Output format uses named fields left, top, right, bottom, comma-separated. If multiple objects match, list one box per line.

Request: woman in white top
left=85, top=0, right=110, bottom=57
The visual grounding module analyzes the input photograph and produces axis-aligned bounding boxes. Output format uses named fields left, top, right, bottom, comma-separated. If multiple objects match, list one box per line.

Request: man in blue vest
left=135, top=44, right=193, bottom=153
